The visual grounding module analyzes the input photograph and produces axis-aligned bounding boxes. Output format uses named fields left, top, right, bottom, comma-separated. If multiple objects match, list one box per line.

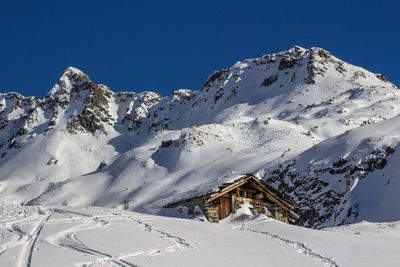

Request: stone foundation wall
left=203, top=205, right=219, bottom=222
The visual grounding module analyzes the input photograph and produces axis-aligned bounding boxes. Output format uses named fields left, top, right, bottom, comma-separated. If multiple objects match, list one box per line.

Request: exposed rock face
left=116, top=91, right=162, bottom=132
left=66, top=82, right=114, bottom=134
left=278, top=45, right=305, bottom=71
left=264, top=139, right=398, bottom=228
left=261, top=75, right=278, bottom=87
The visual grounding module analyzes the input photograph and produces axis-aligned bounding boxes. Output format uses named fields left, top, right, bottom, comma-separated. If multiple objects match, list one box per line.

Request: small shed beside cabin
left=165, top=175, right=299, bottom=224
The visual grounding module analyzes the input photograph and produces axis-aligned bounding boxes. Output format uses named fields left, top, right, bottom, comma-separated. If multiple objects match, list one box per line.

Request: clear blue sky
left=0, top=0, right=399, bottom=98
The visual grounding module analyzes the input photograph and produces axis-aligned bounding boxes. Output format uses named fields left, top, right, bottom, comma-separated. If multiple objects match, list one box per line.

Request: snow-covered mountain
left=1, top=46, right=399, bottom=228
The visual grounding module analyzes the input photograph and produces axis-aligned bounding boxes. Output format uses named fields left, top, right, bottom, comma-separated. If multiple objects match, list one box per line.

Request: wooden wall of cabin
left=217, top=197, right=231, bottom=220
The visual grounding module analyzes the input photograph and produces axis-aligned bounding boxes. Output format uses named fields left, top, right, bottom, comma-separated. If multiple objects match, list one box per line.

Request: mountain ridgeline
left=1, top=46, right=399, bottom=228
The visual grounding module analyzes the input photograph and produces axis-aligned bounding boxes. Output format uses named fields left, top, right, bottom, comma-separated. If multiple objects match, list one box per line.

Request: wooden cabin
left=165, top=175, right=299, bottom=224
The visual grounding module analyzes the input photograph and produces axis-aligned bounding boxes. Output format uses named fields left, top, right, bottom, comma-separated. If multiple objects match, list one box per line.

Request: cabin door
left=217, top=197, right=231, bottom=220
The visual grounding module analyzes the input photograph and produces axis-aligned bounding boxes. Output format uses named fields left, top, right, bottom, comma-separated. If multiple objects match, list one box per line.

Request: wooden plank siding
left=217, top=197, right=231, bottom=220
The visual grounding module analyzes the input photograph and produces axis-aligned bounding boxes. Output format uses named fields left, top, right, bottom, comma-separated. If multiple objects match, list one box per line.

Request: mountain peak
left=286, top=45, right=307, bottom=55
left=63, top=66, right=85, bottom=76
left=292, top=45, right=306, bottom=50
left=59, top=66, right=89, bottom=86
left=44, top=67, right=91, bottom=101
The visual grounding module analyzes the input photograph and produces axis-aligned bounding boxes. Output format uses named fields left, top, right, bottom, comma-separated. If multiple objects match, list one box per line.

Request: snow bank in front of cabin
left=220, top=203, right=254, bottom=224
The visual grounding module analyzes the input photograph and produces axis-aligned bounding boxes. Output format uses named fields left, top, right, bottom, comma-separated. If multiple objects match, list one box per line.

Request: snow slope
left=262, top=113, right=400, bottom=228
left=1, top=203, right=399, bottom=267
left=0, top=46, right=399, bottom=228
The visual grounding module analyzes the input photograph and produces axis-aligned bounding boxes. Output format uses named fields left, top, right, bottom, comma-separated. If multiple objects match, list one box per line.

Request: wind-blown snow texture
left=1, top=46, right=399, bottom=228
left=2, top=203, right=399, bottom=267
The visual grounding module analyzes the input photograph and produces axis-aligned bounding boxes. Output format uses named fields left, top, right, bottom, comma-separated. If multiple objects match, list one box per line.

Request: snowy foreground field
left=0, top=203, right=399, bottom=267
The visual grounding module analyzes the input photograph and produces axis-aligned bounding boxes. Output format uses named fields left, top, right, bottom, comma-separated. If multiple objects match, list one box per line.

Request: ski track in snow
left=25, top=209, right=53, bottom=267
left=45, top=209, right=134, bottom=267
left=3, top=208, right=55, bottom=267
left=75, top=211, right=193, bottom=266
left=1, top=207, right=193, bottom=267
left=2, top=206, right=343, bottom=267
left=237, top=219, right=339, bottom=267
left=111, top=212, right=193, bottom=251
left=1, top=218, right=33, bottom=258
left=0, top=207, right=53, bottom=267
left=74, top=211, right=193, bottom=266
